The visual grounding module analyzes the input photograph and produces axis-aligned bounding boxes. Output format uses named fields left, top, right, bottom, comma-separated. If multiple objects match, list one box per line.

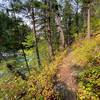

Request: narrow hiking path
left=56, top=52, right=78, bottom=100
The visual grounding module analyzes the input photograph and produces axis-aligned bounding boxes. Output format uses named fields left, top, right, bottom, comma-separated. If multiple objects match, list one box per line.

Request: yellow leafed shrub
left=0, top=51, right=66, bottom=100
left=27, top=50, right=66, bottom=99
left=73, top=34, right=100, bottom=67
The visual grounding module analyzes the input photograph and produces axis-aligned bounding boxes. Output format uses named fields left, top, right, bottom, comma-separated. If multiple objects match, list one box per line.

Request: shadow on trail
left=54, top=81, right=77, bottom=100
left=71, top=64, right=83, bottom=71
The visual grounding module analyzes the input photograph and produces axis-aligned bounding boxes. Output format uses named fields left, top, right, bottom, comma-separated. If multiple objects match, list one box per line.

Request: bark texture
left=55, top=13, right=65, bottom=50
left=87, top=5, right=91, bottom=39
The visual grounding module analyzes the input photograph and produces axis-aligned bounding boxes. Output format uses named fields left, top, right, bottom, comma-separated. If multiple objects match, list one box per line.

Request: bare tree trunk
left=32, top=8, right=41, bottom=66
left=87, top=6, right=91, bottom=39
left=21, top=44, right=30, bottom=74
left=43, top=0, right=54, bottom=59
left=47, top=15, right=55, bottom=58
left=75, top=0, right=79, bottom=35
left=83, top=14, right=87, bottom=34
left=55, top=13, right=65, bottom=50
left=82, top=5, right=87, bottom=34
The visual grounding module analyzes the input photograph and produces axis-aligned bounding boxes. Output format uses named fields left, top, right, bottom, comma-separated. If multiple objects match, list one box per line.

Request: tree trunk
left=32, top=8, right=41, bottom=66
left=75, top=0, right=79, bottom=35
left=43, top=0, right=54, bottom=59
left=47, top=15, right=55, bottom=58
left=21, top=44, right=30, bottom=74
left=55, top=13, right=65, bottom=50
left=87, top=6, right=91, bottom=39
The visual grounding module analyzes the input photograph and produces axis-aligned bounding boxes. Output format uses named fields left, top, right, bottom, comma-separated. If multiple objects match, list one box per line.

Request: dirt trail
left=56, top=52, right=78, bottom=100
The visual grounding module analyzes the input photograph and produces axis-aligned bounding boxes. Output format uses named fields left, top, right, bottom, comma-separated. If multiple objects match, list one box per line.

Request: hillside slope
left=55, top=34, right=100, bottom=100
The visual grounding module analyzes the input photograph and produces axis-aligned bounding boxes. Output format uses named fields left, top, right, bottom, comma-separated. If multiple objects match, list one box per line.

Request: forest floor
left=56, top=51, right=79, bottom=100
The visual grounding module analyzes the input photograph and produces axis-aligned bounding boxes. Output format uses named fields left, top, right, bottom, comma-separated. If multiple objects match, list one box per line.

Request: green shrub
left=78, top=66, right=100, bottom=100
left=0, top=76, right=27, bottom=100
left=0, top=51, right=66, bottom=99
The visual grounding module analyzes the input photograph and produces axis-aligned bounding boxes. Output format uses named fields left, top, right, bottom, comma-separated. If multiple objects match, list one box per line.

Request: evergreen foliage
left=0, top=0, right=100, bottom=99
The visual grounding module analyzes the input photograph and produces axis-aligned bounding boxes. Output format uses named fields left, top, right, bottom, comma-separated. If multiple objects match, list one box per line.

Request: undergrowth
left=0, top=51, right=66, bottom=99
left=73, top=34, right=100, bottom=100
left=78, top=66, right=100, bottom=100
left=73, top=34, right=100, bottom=67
